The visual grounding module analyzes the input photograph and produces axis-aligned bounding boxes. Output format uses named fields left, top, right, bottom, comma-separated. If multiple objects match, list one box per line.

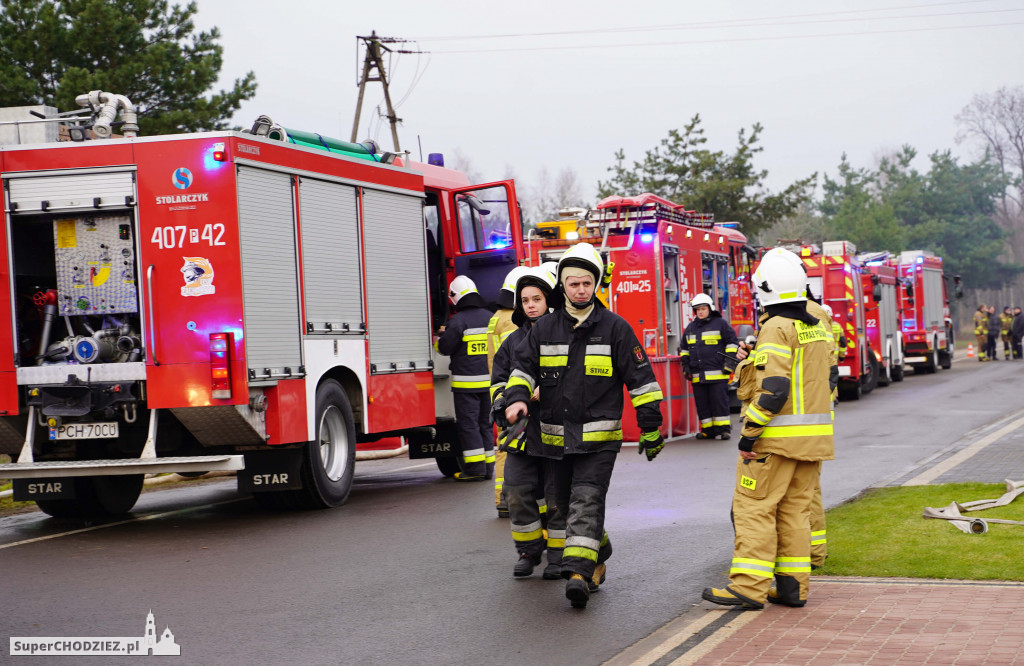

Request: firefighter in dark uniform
left=490, top=266, right=565, bottom=579
left=437, top=275, right=495, bottom=481
left=987, top=305, right=1001, bottom=361
left=681, top=293, right=739, bottom=440
left=1013, top=307, right=1024, bottom=360
left=503, top=243, right=665, bottom=609
left=703, top=247, right=835, bottom=610
left=488, top=266, right=529, bottom=516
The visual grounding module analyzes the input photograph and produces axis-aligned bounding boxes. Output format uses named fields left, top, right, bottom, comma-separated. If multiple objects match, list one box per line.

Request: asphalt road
left=2, top=352, right=1021, bottom=665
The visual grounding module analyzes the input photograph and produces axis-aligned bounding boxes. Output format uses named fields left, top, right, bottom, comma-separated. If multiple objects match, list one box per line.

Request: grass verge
left=815, top=482, right=1024, bottom=580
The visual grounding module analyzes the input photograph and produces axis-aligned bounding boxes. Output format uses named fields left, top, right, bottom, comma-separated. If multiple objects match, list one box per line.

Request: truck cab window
left=455, top=185, right=513, bottom=253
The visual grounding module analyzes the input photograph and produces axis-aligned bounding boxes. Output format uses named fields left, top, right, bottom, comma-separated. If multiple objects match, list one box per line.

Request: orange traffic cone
left=967, top=344, right=975, bottom=358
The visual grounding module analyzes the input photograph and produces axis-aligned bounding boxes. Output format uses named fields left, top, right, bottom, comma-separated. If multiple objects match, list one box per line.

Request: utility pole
left=351, top=31, right=421, bottom=153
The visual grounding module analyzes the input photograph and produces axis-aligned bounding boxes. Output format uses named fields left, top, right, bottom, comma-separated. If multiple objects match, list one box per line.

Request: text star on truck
left=0, top=93, right=526, bottom=517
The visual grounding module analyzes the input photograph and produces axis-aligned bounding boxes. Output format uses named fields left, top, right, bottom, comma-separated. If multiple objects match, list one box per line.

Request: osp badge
left=180, top=257, right=215, bottom=296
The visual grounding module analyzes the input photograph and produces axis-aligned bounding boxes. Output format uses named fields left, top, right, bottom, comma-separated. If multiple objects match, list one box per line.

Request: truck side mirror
left=873, top=284, right=882, bottom=302
left=954, top=274, right=963, bottom=299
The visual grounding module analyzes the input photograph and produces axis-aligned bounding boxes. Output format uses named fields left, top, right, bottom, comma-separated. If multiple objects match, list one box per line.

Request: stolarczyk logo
left=9, top=609, right=181, bottom=657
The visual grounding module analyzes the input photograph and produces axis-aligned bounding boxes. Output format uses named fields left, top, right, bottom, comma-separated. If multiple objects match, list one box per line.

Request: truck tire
left=892, top=363, right=905, bottom=382
left=436, top=456, right=460, bottom=477
left=36, top=474, right=144, bottom=518
left=923, top=343, right=939, bottom=374
left=289, top=379, right=356, bottom=509
left=862, top=352, right=879, bottom=394
left=939, top=326, right=954, bottom=370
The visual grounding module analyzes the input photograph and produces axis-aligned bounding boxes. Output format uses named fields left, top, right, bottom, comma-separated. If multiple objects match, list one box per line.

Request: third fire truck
left=890, top=250, right=962, bottom=373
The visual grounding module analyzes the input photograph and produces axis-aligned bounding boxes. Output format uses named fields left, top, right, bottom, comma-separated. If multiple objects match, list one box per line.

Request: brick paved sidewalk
left=688, top=577, right=1024, bottom=665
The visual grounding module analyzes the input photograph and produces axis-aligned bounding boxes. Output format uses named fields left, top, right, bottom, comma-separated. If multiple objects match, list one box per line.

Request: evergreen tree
left=0, top=0, right=256, bottom=135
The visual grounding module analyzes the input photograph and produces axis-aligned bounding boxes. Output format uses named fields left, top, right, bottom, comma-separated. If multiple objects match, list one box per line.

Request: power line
left=415, top=0, right=1010, bottom=42
left=428, top=20, right=1023, bottom=55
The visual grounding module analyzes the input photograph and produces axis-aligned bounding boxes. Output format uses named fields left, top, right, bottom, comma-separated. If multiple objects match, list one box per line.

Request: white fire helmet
left=541, top=261, right=558, bottom=281
left=514, top=266, right=558, bottom=317
left=690, top=293, right=715, bottom=311
left=497, top=266, right=530, bottom=309
left=752, top=248, right=808, bottom=307
left=557, top=243, right=603, bottom=286
left=448, top=275, right=478, bottom=306
left=821, top=303, right=834, bottom=318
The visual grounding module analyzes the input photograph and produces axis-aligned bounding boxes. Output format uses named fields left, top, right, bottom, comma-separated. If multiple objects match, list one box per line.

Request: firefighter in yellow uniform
left=488, top=266, right=529, bottom=517
left=703, top=248, right=835, bottom=609
left=1001, top=307, right=1014, bottom=361
left=974, top=304, right=989, bottom=362
left=806, top=300, right=838, bottom=570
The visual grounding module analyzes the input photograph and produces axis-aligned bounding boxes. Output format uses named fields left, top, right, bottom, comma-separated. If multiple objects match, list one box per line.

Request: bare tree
left=956, top=86, right=1024, bottom=303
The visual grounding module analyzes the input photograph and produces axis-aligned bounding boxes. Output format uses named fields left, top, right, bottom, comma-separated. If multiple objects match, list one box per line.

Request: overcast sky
left=194, top=0, right=1024, bottom=205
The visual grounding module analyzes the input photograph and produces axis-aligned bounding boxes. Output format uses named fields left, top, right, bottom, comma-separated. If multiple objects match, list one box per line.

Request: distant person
left=987, top=305, right=1001, bottom=361
left=437, top=276, right=495, bottom=481
left=1001, top=306, right=1014, bottom=361
left=681, top=293, right=739, bottom=440
left=1013, top=307, right=1024, bottom=360
left=974, top=304, right=989, bottom=362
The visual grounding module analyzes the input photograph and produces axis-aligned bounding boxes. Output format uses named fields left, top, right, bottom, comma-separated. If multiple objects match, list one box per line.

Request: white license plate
left=837, top=366, right=851, bottom=377
left=50, top=422, right=120, bottom=440
left=904, top=356, right=926, bottom=363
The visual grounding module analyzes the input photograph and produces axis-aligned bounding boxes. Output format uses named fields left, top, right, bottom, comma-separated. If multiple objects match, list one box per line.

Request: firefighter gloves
left=498, top=416, right=528, bottom=452
left=639, top=430, right=665, bottom=461
left=738, top=436, right=758, bottom=453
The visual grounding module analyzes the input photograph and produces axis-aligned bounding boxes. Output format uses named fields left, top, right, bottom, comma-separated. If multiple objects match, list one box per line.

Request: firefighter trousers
left=453, top=391, right=494, bottom=477
left=505, top=453, right=563, bottom=565
left=693, top=381, right=731, bottom=436
left=810, top=474, right=827, bottom=568
left=975, top=333, right=988, bottom=360
left=1003, top=334, right=1013, bottom=360
left=987, top=334, right=998, bottom=361
left=547, top=450, right=615, bottom=580
left=728, top=453, right=819, bottom=605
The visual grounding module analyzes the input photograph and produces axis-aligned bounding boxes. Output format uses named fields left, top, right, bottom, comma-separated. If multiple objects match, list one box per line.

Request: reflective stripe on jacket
left=974, top=311, right=988, bottom=336
left=437, top=302, right=493, bottom=393
left=680, top=311, right=739, bottom=383
left=504, top=302, right=663, bottom=458
left=486, top=308, right=517, bottom=373
left=741, top=308, right=835, bottom=461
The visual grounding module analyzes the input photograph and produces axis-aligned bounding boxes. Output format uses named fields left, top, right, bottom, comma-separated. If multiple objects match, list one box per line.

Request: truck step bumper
left=0, top=455, right=244, bottom=479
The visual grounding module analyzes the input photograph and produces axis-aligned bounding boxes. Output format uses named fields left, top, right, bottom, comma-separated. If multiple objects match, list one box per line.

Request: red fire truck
left=888, top=250, right=962, bottom=373
left=529, top=193, right=737, bottom=440
left=793, top=241, right=878, bottom=400
left=717, top=224, right=757, bottom=340
left=858, top=253, right=905, bottom=385
left=0, top=96, right=526, bottom=516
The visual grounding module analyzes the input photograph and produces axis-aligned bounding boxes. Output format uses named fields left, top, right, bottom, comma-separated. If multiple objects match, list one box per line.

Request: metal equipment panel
left=6, top=170, right=134, bottom=213
left=237, top=166, right=303, bottom=379
left=362, top=189, right=431, bottom=372
left=298, top=178, right=363, bottom=334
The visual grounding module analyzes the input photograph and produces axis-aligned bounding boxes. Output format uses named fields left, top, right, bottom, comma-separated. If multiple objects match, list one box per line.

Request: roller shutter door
left=298, top=178, right=362, bottom=333
left=5, top=169, right=134, bottom=214
left=362, top=189, right=431, bottom=372
left=237, top=166, right=303, bottom=379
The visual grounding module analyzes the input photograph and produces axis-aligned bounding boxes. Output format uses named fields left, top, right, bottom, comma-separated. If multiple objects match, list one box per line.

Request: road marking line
left=621, top=610, right=725, bottom=666
left=903, top=413, right=1024, bottom=486
left=0, top=497, right=245, bottom=550
left=666, top=610, right=760, bottom=665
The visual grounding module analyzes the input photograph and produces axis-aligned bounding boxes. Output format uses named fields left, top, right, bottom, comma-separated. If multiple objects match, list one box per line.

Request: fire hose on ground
left=922, top=479, right=1024, bottom=534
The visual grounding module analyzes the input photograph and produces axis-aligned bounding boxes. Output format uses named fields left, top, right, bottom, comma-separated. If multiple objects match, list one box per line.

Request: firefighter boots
left=766, top=575, right=806, bottom=607
left=514, top=552, right=541, bottom=577
left=542, top=563, right=562, bottom=580
left=453, top=472, right=485, bottom=482
left=588, top=562, right=607, bottom=593
left=566, top=574, right=590, bottom=608
left=701, top=587, right=764, bottom=610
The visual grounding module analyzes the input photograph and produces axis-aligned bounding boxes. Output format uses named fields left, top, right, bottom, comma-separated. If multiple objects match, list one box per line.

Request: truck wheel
left=36, top=475, right=144, bottom=518
left=940, top=328, right=954, bottom=369
left=862, top=352, right=879, bottom=394
left=435, top=456, right=459, bottom=477
left=922, top=344, right=939, bottom=374
left=892, top=363, right=905, bottom=382
left=290, top=379, right=356, bottom=509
